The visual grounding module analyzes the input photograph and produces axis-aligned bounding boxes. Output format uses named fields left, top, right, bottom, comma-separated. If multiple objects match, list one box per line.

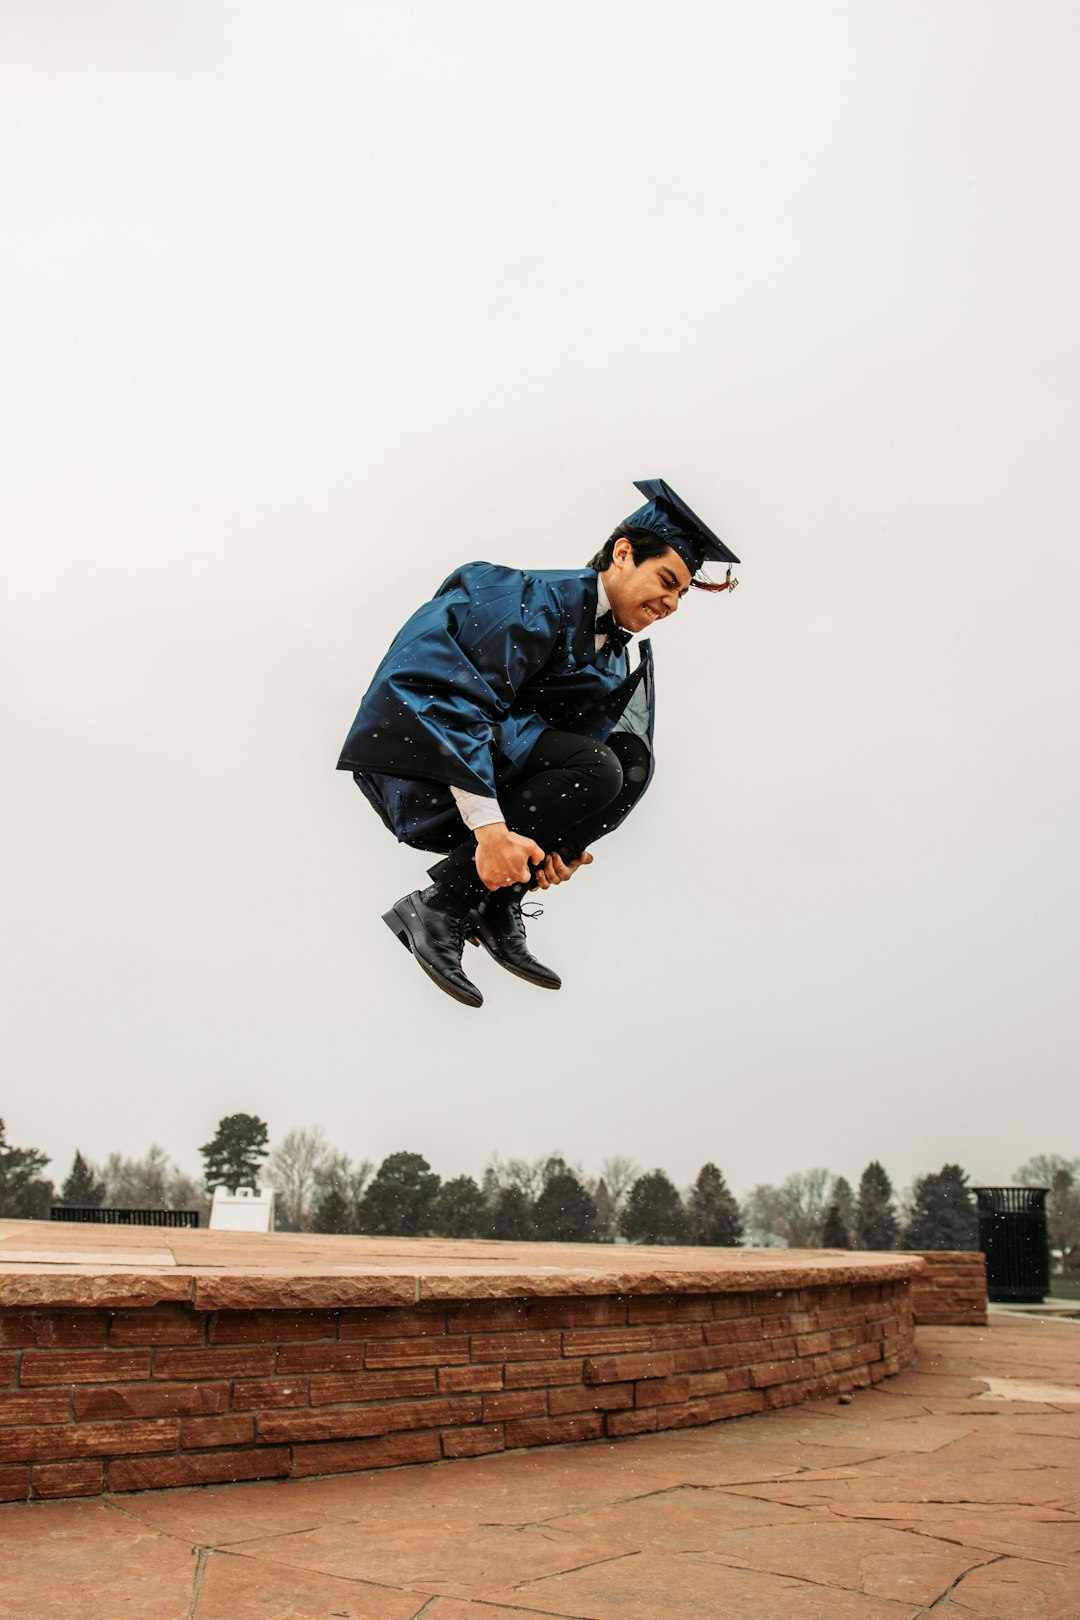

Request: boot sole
left=469, top=931, right=561, bottom=991
left=382, top=906, right=483, bottom=1008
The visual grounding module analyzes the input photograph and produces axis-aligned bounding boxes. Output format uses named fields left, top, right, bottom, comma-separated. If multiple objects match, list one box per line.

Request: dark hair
left=588, top=523, right=678, bottom=572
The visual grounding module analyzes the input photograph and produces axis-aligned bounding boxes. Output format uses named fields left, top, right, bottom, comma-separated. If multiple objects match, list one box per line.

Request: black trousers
left=432, top=729, right=650, bottom=899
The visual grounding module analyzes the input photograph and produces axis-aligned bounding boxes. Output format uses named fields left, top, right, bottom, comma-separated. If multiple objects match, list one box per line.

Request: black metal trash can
left=973, top=1186, right=1049, bottom=1303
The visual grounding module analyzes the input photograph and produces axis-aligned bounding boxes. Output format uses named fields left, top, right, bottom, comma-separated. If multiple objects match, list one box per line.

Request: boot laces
left=423, top=886, right=470, bottom=950
left=508, top=898, right=543, bottom=937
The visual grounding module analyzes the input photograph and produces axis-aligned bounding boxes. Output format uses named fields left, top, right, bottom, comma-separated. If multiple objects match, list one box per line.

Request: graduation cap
left=624, top=478, right=740, bottom=588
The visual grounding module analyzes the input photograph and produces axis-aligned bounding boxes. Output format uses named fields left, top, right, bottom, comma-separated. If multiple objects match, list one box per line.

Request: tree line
left=2, top=1115, right=1076, bottom=1261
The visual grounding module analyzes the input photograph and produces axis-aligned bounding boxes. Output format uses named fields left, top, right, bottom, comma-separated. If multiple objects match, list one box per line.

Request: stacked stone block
left=910, top=1250, right=988, bottom=1325
left=0, top=1278, right=915, bottom=1503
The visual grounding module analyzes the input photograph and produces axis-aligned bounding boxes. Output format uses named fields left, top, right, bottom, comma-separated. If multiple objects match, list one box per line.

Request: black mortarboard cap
left=623, top=478, right=740, bottom=572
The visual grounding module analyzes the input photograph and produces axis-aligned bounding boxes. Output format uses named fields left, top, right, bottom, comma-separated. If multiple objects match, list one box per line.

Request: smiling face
left=602, top=538, right=692, bottom=632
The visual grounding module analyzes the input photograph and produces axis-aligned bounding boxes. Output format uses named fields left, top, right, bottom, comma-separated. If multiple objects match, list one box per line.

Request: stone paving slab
left=0, top=1219, right=920, bottom=1309
left=0, top=1316, right=1076, bottom=1618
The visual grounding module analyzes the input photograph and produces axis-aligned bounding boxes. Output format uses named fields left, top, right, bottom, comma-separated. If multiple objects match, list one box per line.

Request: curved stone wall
left=0, top=1223, right=923, bottom=1502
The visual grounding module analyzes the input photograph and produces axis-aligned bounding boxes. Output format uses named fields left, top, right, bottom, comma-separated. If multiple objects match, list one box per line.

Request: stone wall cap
left=0, top=1219, right=927, bottom=1310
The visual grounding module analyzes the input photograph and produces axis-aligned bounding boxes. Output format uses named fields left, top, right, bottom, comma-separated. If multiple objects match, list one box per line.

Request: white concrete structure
left=208, top=1185, right=276, bottom=1233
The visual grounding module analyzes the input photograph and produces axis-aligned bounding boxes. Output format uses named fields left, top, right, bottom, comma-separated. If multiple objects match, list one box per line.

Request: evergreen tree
left=487, top=1183, right=534, bottom=1241
left=199, top=1113, right=270, bottom=1193
left=532, top=1158, right=596, bottom=1242
left=308, top=1152, right=360, bottom=1235
left=311, top=1181, right=354, bottom=1234
left=903, top=1164, right=978, bottom=1250
left=432, top=1175, right=489, bottom=1238
left=620, top=1170, right=689, bottom=1245
left=830, top=1176, right=855, bottom=1235
left=356, top=1151, right=440, bottom=1236
left=592, top=1178, right=617, bottom=1243
left=0, top=1119, right=53, bottom=1219
left=855, top=1161, right=899, bottom=1250
left=687, top=1163, right=743, bottom=1246
left=60, top=1151, right=106, bottom=1208
left=821, top=1202, right=850, bottom=1248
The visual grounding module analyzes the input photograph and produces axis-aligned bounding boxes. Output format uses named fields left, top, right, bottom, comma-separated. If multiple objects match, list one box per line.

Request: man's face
left=605, top=541, right=692, bottom=632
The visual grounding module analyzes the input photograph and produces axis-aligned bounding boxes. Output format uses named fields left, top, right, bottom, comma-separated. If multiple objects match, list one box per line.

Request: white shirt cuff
left=450, top=787, right=505, bottom=832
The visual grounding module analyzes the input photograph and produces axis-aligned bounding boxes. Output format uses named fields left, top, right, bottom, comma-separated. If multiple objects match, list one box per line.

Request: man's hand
left=474, top=823, right=545, bottom=891
left=534, top=849, right=593, bottom=890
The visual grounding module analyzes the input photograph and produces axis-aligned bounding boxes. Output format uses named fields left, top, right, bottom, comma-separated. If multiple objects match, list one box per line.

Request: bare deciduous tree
left=487, top=1154, right=549, bottom=1202
left=1015, top=1154, right=1080, bottom=1272
left=599, top=1155, right=640, bottom=1219
left=100, top=1147, right=207, bottom=1220
left=313, top=1149, right=373, bottom=1212
left=741, top=1169, right=838, bottom=1248
left=267, top=1127, right=329, bottom=1232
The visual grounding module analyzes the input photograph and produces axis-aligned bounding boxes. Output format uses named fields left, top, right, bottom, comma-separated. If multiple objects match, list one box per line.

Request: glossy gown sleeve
left=336, top=564, right=568, bottom=799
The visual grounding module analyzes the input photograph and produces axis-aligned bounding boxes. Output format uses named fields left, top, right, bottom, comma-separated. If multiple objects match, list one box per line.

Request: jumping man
left=337, top=479, right=740, bottom=1007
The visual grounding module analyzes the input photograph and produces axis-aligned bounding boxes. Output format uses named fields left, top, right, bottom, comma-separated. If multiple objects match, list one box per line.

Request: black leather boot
left=382, top=886, right=483, bottom=1008
left=466, top=893, right=561, bottom=990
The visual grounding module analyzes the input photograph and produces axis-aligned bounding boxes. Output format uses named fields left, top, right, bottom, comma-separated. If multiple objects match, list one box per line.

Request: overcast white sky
left=3, top=1, right=1078, bottom=1205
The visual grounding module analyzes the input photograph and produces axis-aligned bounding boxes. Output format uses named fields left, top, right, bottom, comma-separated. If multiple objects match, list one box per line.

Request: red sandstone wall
left=0, top=1280, right=914, bottom=1503
left=910, top=1251, right=987, bottom=1326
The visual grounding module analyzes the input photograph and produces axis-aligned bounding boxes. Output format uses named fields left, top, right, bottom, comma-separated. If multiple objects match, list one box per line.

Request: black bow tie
left=595, top=609, right=632, bottom=651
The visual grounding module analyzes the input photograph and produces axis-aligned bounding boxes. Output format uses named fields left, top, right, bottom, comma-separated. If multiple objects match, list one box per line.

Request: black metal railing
left=973, top=1186, right=1049, bottom=1303
left=50, top=1207, right=200, bottom=1229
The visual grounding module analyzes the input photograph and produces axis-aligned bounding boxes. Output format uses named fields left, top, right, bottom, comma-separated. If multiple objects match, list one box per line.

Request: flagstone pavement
left=1, top=1314, right=1077, bottom=1620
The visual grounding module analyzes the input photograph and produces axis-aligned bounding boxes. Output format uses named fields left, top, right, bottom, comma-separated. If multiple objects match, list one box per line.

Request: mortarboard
left=623, top=478, right=741, bottom=578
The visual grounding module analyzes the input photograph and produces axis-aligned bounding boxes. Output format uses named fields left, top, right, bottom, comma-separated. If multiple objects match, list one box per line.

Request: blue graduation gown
left=337, top=563, right=655, bottom=852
